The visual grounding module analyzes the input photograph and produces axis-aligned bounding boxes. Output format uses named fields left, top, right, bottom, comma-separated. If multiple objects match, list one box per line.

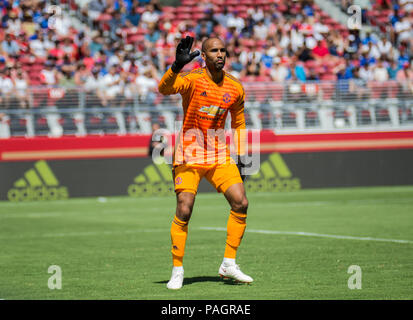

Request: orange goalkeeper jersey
left=158, top=67, right=246, bottom=168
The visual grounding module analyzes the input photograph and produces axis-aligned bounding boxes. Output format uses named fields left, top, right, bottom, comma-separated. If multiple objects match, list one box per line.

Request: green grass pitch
left=1, top=186, right=412, bottom=300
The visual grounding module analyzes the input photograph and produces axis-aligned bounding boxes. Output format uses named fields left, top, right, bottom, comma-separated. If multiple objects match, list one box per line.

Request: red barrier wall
left=1, top=130, right=413, bottom=161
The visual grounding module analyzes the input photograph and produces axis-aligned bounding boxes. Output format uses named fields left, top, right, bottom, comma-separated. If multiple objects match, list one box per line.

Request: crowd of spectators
left=0, top=0, right=412, bottom=110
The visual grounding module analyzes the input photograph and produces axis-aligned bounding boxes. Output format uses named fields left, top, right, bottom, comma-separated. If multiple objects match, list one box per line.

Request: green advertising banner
left=1, top=149, right=413, bottom=202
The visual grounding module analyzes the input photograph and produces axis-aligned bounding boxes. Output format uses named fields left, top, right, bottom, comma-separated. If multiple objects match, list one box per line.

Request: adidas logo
left=245, top=153, right=301, bottom=192
left=128, top=156, right=174, bottom=197
left=200, top=91, right=207, bottom=97
left=8, top=160, right=69, bottom=202
left=127, top=154, right=298, bottom=197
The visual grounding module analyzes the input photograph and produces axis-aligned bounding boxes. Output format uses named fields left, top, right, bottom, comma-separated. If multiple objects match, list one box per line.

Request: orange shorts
left=172, top=163, right=243, bottom=195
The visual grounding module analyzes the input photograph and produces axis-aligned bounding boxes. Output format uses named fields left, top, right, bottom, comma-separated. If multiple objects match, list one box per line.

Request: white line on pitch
left=0, top=229, right=168, bottom=240
left=199, top=227, right=413, bottom=244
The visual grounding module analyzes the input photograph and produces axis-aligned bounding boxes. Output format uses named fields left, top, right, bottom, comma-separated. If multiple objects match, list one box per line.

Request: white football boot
left=166, top=267, right=184, bottom=290
left=218, top=262, right=253, bottom=283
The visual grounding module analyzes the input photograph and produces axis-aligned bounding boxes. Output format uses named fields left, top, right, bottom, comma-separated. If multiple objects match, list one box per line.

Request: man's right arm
left=158, top=68, right=191, bottom=95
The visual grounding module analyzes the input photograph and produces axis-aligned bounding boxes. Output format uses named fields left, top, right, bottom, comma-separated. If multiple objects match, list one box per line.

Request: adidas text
left=8, top=186, right=69, bottom=202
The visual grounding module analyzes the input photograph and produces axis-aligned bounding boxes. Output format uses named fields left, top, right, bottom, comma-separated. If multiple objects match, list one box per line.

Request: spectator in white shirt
left=270, top=57, right=289, bottom=82
left=377, top=36, right=393, bottom=58
left=43, top=31, right=57, bottom=51
left=84, top=67, right=109, bottom=107
left=394, top=15, right=412, bottom=44
left=2, top=34, right=20, bottom=57
left=40, top=61, right=62, bottom=86
left=0, top=68, right=14, bottom=108
left=226, top=11, right=245, bottom=34
left=279, top=29, right=291, bottom=50
left=84, top=67, right=102, bottom=92
left=247, top=6, right=264, bottom=23
left=87, top=0, right=107, bottom=21
left=290, top=28, right=304, bottom=52
left=98, top=65, right=124, bottom=106
left=6, top=11, right=22, bottom=36
left=313, top=21, right=329, bottom=41
left=361, top=41, right=381, bottom=60
left=373, top=60, right=389, bottom=82
left=253, top=20, right=269, bottom=40
left=239, top=47, right=262, bottom=66
left=135, top=69, right=158, bottom=105
left=304, top=33, right=317, bottom=50
left=30, top=31, right=47, bottom=58
left=53, top=14, right=72, bottom=38
left=137, top=56, right=157, bottom=76
left=359, top=63, right=374, bottom=82
left=399, top=0, right=413, bottom=12
left=107, top=50, right=123, bottom=69
left=141, top=4, right=160, bottom=28
left=13, top=69, right=30, bottom=109
left=215, top=7, right=233, bottom=28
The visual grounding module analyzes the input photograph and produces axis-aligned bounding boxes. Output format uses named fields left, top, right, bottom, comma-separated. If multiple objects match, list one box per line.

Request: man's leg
left=206, top=164, right=253, bottom=283
left=223, top=182, right=249, bottom=262
left=220, top=183, right=253, bottom=283
left=167, top=191, right=196, bottom=290
left=170, top=191, right=195, bottom=267
left=167, top=165, right=203, bottom=290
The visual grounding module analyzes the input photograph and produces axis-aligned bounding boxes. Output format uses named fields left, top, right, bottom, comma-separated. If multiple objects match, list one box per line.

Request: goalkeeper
left=158, top=36, right=253, bottom=290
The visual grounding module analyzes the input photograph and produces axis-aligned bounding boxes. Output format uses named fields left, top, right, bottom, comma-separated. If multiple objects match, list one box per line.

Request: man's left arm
left=230, top=88, right=247, bottom=181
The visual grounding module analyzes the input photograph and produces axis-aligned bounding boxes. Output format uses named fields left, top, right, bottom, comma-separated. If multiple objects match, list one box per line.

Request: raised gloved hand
left=171, top=36, right=200, bottom=73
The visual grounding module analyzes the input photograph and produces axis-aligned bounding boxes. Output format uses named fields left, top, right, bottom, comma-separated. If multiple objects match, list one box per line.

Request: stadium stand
left=0, top=0, right=412, bottom=137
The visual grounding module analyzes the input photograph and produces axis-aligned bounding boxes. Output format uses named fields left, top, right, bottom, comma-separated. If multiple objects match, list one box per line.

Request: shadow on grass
left=155, top=276, right=244, bottom=286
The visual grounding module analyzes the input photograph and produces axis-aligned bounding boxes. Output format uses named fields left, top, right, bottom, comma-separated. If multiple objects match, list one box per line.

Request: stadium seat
left=84, top=109, right=105, bottom=135
left=175, top=13, right=192, bottom=21
left=8, top=114, right=29, bottom=137
left=359, top=109, right=372, bottom=125
left=162, top=6, right=176, bottom=13
left=193, top=13, right=206, bottom=20
left=176, top=6, right=193, bottom=13
left=281, top=110, right=297, bottom=128
left=102, top=113, right=120, bottom=134
left=59, top=113, right=78, bottom=135
left=376, top=108, right=391, bottom=123
left=258, top=111, right=274, bottom=129
left=305, top=110, right=319, bottom=127
left=33, top=114, right=50, bottom=136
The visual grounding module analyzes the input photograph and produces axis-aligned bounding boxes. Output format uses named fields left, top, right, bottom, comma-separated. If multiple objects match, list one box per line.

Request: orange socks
left=170, top=215, right=188, bottom=267
left=224, top=210, right=247, bottom=259
left=170, top=211, right=246, bottom=266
